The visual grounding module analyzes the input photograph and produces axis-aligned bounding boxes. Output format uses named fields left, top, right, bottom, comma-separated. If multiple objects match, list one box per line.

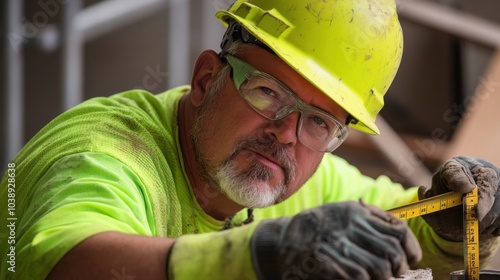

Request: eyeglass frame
left=223, top=54, right=350, bottom=153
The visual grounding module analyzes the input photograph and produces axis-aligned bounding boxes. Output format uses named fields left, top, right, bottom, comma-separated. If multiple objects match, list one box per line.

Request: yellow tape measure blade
left=464, top=187, right=480, bottom=280
left=387, top=189, right=480, bottom=279
left=388, top=192, right=463, bottom=221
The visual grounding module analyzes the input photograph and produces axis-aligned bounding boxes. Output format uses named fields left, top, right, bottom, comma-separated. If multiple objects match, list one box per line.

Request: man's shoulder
left=314, top=153, right=354, bottom=176
left=10, top=87, right=190, bottom=199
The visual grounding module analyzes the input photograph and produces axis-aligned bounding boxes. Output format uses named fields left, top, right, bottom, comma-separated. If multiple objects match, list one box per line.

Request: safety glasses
left=226, top=54, right=349, bottom=152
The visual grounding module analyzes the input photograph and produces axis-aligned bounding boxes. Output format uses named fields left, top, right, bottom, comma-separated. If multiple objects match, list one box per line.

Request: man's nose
left=264, top=111, right=300, bottom=147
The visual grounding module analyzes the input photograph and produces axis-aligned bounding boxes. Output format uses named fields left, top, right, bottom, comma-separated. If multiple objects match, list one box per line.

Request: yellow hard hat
left=216, top=0, right=403, bottom=134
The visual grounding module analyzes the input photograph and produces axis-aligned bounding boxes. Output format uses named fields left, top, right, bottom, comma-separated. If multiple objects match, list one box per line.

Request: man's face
left=191, top=47, right=348, bottom=208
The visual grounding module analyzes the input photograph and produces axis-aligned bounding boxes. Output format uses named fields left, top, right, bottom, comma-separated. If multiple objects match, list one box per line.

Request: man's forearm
left=48, top=232, right=175, bottom=280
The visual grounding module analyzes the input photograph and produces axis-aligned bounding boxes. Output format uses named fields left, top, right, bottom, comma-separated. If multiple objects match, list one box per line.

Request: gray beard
left=215, top=154, right=288, bottom=208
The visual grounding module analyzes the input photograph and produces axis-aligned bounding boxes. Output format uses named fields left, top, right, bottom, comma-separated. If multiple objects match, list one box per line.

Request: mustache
left=229, top=136, right=297, bottom=185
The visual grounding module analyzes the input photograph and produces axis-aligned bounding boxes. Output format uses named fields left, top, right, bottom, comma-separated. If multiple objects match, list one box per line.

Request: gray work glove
left=251, top=201, right=422, bottom=280
left=419, top=156, right=500, bottom=241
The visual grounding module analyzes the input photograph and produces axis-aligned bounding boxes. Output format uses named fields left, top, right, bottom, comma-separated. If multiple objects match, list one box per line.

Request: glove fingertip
left=442, top=161, right=475, bottom=193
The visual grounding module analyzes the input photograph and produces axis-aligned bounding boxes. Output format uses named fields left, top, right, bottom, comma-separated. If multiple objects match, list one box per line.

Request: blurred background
left=2, top=0, right=500, bottom=270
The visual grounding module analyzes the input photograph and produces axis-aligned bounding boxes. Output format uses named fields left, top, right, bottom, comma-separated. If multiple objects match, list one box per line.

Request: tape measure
left=388, top=188, right=480, bottom=280
left=464, top=188, right=480, bottom=279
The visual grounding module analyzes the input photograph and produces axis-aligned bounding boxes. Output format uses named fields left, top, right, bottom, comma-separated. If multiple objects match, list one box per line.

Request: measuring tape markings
left=387, top=188, right=480, bottom=279
left=388, top=191, right=463, bottom=221
left=464, top=187, right=480, bottom=279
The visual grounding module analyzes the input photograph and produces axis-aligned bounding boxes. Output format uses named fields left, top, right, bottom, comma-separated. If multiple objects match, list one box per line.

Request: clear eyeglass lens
left=238, top=73, right=347, bottom=152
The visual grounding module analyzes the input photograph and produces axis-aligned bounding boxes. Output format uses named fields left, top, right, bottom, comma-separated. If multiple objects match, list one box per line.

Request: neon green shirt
left=0, top=87, right=488, bottom=279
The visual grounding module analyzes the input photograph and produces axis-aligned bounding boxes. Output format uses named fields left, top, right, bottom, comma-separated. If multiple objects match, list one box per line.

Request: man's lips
left=248, top=149, right=284, bottom=170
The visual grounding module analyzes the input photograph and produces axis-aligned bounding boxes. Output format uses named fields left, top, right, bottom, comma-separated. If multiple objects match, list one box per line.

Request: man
left=2, top=0, right=500, bottom=279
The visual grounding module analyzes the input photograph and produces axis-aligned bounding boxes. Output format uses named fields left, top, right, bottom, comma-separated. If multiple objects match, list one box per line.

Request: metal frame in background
left=4, top=0, right=24, bottom=169
left=3, top=0, right=173, bottom=166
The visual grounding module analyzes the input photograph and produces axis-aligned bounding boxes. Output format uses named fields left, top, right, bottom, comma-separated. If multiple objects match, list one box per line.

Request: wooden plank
left=443, top=49, right=500, bottom=165
left=369, top=117, right=433, bottom=187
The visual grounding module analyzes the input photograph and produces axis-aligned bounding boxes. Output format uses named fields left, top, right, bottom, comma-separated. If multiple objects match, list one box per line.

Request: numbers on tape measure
left=388, top=189, right=480, bottom=280
left=464, top=188, right=480, bottom=280
left=388, top=192, right=463, bottom=221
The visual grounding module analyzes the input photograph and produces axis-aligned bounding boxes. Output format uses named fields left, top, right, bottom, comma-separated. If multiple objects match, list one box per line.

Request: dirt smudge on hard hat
left=305, top=1, right=335, bottom=23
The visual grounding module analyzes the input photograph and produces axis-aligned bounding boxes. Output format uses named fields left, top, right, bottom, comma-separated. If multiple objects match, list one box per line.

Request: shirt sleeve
left=12, top=152, right=154, bottom=279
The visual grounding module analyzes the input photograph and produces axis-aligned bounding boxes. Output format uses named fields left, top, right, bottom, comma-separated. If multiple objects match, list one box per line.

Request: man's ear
left=190, top=50, right=224, bottom=107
